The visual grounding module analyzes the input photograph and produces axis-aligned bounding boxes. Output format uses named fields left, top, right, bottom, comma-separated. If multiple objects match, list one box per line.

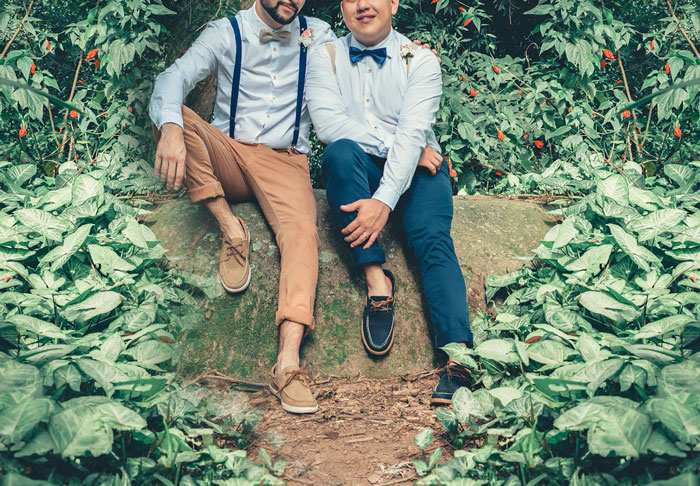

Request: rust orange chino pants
left=153, top=106, right=319, bottom=333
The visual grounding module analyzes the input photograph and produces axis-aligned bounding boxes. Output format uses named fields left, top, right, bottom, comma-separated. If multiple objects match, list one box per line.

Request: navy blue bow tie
left=349, top=46, right=388, bottom=66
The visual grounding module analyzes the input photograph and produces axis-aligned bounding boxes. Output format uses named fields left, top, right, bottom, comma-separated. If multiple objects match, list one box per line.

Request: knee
left=408, top=224, right=453, bottom=258
left=278, top=219, right=319, bottom=247
left=323, top=139, right=362, bottom=175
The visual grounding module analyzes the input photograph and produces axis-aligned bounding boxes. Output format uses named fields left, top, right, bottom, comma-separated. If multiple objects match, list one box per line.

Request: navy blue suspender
left=227, top=15, right=308, bottom=147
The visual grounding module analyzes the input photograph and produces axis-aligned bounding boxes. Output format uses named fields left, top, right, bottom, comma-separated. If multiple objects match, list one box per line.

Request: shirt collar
left=349, top=29, right=396, bottom=58
left=246, top=2, right=296, bottom=35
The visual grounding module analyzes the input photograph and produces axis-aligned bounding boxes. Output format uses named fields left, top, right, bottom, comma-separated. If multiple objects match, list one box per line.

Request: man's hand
left=155, top=123, right=187, bottom=191
left=341, top=198, right=391, bottom=249
left=413, top=40, right=442, bottom=64
left=418, top=145, right=443, bottom=176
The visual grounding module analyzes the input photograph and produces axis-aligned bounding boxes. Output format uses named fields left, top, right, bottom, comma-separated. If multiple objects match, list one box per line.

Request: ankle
left=222, top=218, right=245, bottom=242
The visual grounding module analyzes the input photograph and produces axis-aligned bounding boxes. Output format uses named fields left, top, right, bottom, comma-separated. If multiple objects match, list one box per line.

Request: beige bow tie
left=259, top=29, right=292, bottom=44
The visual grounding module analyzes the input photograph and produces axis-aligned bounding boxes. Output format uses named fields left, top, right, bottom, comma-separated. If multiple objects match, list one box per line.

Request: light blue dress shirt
left=306, top=29, right=442, bottom=210
left=148, top=4, right=334, bottom=154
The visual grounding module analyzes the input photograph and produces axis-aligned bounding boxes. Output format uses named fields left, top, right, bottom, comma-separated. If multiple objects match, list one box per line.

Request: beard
left=260, top=0, right=299, bottom=25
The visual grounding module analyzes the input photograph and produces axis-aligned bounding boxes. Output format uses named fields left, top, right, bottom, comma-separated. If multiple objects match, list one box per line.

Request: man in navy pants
left=306, top=0, right=474, bottom=404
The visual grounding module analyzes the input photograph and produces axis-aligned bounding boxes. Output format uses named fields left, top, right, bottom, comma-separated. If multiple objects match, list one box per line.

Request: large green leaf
left=61, top=291, right=123, bottom=323
left=578, top=291, right=640, bottom=323
left=452, top=387, right=488, bottom=421
left=0, top=398, right=52, bottom=443
left=49, top=407, right=114, bottom=458
left=608, top=224, right=661, bottom=272
left=41, top=223, right=93, bottom=271
left=634, top=315, right=694, bottom=340
left=628, top=209, right=687, bottom=242
left=15, top=209, right=70, bottom=242
left=646, top=397, right=700, bottom=443
left=587, top=407, right=652, bottom=458
left=88, top=244, right=136, bottom=274
left=474, top=339, right=520, bottom=364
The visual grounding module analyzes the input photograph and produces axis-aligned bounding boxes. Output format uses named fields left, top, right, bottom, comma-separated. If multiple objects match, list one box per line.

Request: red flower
left=534, top=140, right=544, bottom=149
left=86, top=49, right=98, bottom=60
left=603, top=49, right=615, bottom=60
left=665, top=63, right=670, bottom=75
left=30, top=63, right=36, bottom=75
left=78, top=79, right=84, bottom=85
left=461, top=75, right=467, bottom=82
left=600, top=59, right=606, bottom=68
left=19, top=126, right=27, bottom=138
left=497, top=129, right=506, bottom=141
left=128, top=106, right=133, bottom=113
left=69, top=110, right=78, bottom=119
left=673, top=126, right=682, bottom=138
left=469, top=86, right=476, bottom=97
left=431, top=0, right=437, bottom=4
left=568, top=106, right=572, bottom=113
left=463, top=19, right=472, bottom=27
left=523, top=134, right=528, bottom=140
left=94, top=59, right=101, bottom=68
left=616, top=79, right=623, bottom=85
left=622, top=110, right=631, bottom=119
left=517, top=89, right=523, bottom=95
left=650, top=39, right=655, bottom=51
left=45, top=39, right=51, bottom=51
left=492, top=66, right=500, bottom=74
left=495, top=171, right=503, bottom=177
left=458, top=7, right=465, bottom=11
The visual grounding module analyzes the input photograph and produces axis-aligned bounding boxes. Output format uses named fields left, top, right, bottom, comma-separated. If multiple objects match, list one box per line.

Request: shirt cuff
left=372, top=184, right=400, bottom=212
left=156, top=110, right=184, bottom=132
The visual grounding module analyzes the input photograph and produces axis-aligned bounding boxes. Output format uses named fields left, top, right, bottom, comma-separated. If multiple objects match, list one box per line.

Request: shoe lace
left=278, top=367, right=315, bottom=394
left=369, top=296, right=394, bottom=312
left=439, top=362, right=473, bottom=382
left=221, top=239, right=247, bottom=265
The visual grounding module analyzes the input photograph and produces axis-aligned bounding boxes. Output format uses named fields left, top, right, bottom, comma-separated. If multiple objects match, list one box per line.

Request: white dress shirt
left=306, top=30, right=442, bottom=210
left=148, top=4, right=334, bottom=154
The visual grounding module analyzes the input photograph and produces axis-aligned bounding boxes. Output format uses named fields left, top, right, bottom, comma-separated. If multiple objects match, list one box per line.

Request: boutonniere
left=400, top=44, right=417, bottom=59
left=298, top=28, right=315, bottom=49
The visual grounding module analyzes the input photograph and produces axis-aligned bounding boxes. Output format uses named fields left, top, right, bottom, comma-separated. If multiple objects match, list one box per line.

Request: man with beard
left=306, top=0, right=474, bottom=405
left=149, top=0, right=334, bottom=414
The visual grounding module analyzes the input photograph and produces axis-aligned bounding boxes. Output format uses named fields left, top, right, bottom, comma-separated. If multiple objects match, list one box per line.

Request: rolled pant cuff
left=351, top=247, right=386, bottom=268
left=435, top=328, right=474, bottom=350
left=276, top=308, right=315, bottom=336
left=188, top=182, right=225, bottom=203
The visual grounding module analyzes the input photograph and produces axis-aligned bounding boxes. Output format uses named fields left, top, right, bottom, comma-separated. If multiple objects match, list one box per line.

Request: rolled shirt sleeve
left=371, top=51, right=442, bottom=210
left=148, top=19, right=229, bottom=131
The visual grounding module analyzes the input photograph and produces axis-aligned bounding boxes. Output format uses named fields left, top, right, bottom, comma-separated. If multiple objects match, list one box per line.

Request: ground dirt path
left=208, top=372, right=457, bottom=486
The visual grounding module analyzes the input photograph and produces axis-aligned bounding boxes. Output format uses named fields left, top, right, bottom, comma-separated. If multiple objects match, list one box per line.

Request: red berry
left=45, top=39, right=51, bottom=51
left=463, top=19, right=472, bottom=27
left=622, top=110, right=631, bottom=119
left=95, top=59, right=101, bottom=68
left=459, top=7, right=465, bottom=11
left=665, top=63, right=670, bottom=75
left=86, top=49, right=98, bottom=60
left=534, top=140, right=544, bottom=149
left=523, top=134, right=528, bottom=140
left=495, top=171, right=503, bottom=177
left=600, top=59, right=607, bottom=68
left=19, top=126, right=27, bottom=138
left=469, top=86, right=476, bottom=97
left=70, top=110, right=78, bottom=119
left=603, top=49, right=615, bottom=60
left=492, top=66, right=500, bottom=74
left=497, top=129, right=505, bottom=141
left=30, top=63, right=36, bottom=75
left=673, top=126, right=682, bottom=138
left=650, top=39, right=655, bottom=51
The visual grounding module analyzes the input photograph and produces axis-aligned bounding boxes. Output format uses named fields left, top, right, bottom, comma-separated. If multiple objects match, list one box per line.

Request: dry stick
left=59, top=52, right=84, bottom=155
left=616, top=51, right=642, bottom=154
left=666, top=0, right=700, bottom=59
left=640, top=103, right=654, bottom=150
left=47, top=105, right=61, bottom=150
left=0, top=0, right=35, bottom=59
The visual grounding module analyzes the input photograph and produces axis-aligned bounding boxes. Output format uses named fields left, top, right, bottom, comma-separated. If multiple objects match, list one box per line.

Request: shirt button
left=255, top=137, right=260, bottom=142
left=267, top=114, right=271, bottom=118
left=273, top=47, right=277, bottom=53
left=272, top=75, right=277, bottom=81
left=368, top=68, right=372, bottom=73
left=365, top=98, right=370, bottom=103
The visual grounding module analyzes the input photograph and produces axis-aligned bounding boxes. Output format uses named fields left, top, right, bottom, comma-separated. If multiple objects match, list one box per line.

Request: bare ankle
left=222, top=218, right=245, bottom=242
left=364, top=265, right=390, bottom=297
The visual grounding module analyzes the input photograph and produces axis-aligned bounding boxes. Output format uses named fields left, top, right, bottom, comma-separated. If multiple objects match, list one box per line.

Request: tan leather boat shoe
left=269, top=365, right=318, bottom=414
left=219, top=217, right=251, bottom=293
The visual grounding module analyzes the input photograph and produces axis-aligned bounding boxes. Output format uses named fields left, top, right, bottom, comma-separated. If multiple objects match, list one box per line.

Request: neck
left=255, top=1, right=284, bottom=29
left=353, top=28, right=392, bottom=48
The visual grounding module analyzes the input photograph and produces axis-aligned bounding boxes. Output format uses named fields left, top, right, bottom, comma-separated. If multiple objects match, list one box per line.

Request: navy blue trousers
left=323, top=139, right=473, bottom=349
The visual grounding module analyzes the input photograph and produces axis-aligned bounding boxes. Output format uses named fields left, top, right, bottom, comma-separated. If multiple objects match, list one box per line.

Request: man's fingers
left=341, top=218, right=360, bottom=235
left=154, top=153, right=163, bottom=178
left=422, top=43, right=432, bottom=50
left=174, top=161, right=185, bottom=191
left=349, top=230, right=369, bottom=248
left=341, top=200, right=361, bottom=213
left=166, top=159, right=177, bottom=190
left=363, top=232, right=378, bottom=249
left=159, top=159, right=169, bottom=183
left=345, top=226, right=366, bottom=244
left=413, top=40, right=422, bottom=46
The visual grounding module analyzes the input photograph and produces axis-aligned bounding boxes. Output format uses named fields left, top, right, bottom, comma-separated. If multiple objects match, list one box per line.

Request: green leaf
left=414, top=428, right=433, bottom=451
left=565, top=245, right=612, bottom=274
left=61, top=291, right=123, bottom=323
left=5, top=314, right=66, bottom=340
left=0, top=398, right=52, bottom=443
left=587, top=407, right=652, bottom=458
left=125, top=340, right=173, bottom=367
left=71, top=174, right=104, bottom=206
left=527, top=340, right=575, bottom=365
left=49, top=407, right=114, bottom=458
left=453, top=387, right=487, bottom=421
left=597, top=174, right=629, bottom=206
left=15, top=209, right=70, bottom=241
left=646, top=397, right=700, bottom=443
left=88, top=244, right=136, bottom=274
left=475, top=339, right=520, bottom=364
left=578, top=291, right=640, bottom=323
left=634, top=315, right=694, bottom=340
left=41, top=223, right=93, bottom=271
left=608, top=224, right=661, bottom=272
left=628, top=209, right=687, bottom=241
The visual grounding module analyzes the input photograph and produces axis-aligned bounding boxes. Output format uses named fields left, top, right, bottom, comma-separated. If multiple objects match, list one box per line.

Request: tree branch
left=0, top=0, right=34, bottom=59
left=665, top=0, right=700, bottom=59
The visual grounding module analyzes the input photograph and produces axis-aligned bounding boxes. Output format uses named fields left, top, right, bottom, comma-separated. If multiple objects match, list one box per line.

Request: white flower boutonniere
left=400, top=44, right=417, bottom=59
left=298, top=28, right=315, bottom=49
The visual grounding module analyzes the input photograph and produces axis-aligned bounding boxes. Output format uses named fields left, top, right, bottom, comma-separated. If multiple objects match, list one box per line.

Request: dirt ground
left=201, top=371, right=456, bottom=486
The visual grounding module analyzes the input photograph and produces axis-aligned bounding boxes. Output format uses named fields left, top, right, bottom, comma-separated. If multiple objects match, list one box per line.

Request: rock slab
left=149, top=191, right=555, bottom=380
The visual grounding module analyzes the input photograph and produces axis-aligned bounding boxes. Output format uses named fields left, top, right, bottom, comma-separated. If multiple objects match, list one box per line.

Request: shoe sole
left=268, top=385, right=319, bottom=414
left=361, top=324, right=394, bottom=356
left=219, top=230, right=252, bottom=294
left=430, top=397, right=452, bottom=406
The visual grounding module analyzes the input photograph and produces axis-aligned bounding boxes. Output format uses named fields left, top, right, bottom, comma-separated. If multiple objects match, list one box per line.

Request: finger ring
left=362, top=232, right=368, bottom=238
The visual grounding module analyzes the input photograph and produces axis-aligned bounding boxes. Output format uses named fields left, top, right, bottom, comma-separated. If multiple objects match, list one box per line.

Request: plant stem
left=0, top=0, right=34, bottom=59
left=665, top=0, right=700, bottom=59
left=616, top=50, right=642, bottom=155
left=60, top=52, right=84, bottom=155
